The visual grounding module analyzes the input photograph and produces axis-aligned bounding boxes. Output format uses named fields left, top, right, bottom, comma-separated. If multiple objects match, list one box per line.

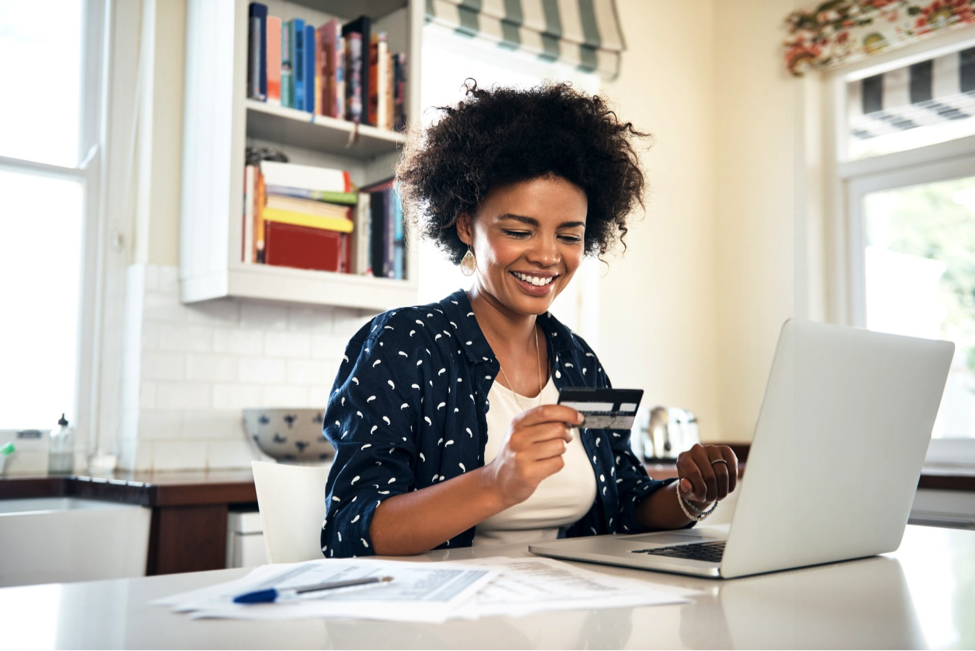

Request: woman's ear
left=456, top=214, right=473, bottom=246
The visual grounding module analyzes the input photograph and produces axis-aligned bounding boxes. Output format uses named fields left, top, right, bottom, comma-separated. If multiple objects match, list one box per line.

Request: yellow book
left=263, top=207, right=354, bottom=233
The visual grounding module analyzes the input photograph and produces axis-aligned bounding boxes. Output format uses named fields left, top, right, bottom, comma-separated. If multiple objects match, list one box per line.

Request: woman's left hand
left=676, top=444, right=739, bottom=507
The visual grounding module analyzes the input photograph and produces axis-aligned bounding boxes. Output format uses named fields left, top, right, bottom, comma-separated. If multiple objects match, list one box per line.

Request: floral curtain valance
left=425, top=0, right=626, bottom=79
left=785, top=0, right=975, bottom=77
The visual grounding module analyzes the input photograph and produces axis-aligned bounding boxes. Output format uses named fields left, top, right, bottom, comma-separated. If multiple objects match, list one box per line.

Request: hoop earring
left=460, top=247, right=476, bottom=277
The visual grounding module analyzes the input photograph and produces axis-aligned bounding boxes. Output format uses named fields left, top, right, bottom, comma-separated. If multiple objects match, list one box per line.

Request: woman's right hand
left=485, top=404, right=584, bottom=508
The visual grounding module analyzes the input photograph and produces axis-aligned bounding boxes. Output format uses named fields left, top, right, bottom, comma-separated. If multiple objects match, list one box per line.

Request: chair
left=251, top=460, right=332, bottom=564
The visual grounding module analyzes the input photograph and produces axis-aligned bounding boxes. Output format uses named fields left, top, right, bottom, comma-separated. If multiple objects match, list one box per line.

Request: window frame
left=0, top=0, right=108, bottom=460
left=824, top=28, right=975, bottom=466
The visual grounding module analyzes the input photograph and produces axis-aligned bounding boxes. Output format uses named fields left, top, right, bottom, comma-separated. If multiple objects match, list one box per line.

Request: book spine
left=246, top=3, right=267, bottom=100
left=385, top=49, right=393, bottom=131
left=384, top=187, right=395, bottom=278
left=369, top=190, right=385, bottom=277
left=264, top=221, right=344, bottom=273
left=281, top=21, right=292, bottom=108
left=304, top=24, right=316, bottom=114
left=335, top=29, right=345, bottom=120
left=255, top=168, right=266, bottom=263
left=355, top=193, right=372, bottom=275
left=394, top=52, right=407, bottom=131
left=316, top=22, right=330, bottom=117
left=342, top=16, right=370, bottom=127
left=344, top=33, right=362, bottom=123
left=260, top=161, right=351, bottom=193
left=263, top=208, right=354, bottom=233
left=292, top=19, right=305, bottom=111
left=368, top=34, right=378, bottom=127
left=266, top=16, right=281, bottom=106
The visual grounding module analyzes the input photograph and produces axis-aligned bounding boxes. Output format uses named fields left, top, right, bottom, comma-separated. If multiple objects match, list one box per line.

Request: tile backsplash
left=118, top=264, right=370, bottom=472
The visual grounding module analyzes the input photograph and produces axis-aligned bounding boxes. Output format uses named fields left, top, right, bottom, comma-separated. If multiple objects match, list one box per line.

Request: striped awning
left=848, top=47, right=975, bottom=142
left=425, top=0, right=626, bottom=79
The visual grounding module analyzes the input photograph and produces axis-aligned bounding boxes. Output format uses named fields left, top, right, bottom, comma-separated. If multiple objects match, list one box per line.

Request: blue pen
left=233, top=576, right=394, bottom=604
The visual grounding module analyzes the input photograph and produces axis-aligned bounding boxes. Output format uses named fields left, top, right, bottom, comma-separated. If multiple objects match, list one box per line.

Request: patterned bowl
left=242, top=408, right=334, bottom=463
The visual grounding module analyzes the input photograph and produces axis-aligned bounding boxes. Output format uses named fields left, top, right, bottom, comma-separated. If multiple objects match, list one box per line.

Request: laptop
left=530, top=319, right=954, bottom=579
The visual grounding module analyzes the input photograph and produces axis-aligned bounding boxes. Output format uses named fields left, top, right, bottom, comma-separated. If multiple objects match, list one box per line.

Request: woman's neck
left=466, top=286, right=538, bottom=360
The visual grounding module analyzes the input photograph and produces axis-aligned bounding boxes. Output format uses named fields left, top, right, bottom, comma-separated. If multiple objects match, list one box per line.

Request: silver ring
left=710, top=459, right=728, bottom=466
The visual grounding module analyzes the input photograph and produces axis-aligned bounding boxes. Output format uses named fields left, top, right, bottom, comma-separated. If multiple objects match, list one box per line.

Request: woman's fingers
left=512, top=404, right=584, bottom=429
left=678, top=445, right=740, bottom=504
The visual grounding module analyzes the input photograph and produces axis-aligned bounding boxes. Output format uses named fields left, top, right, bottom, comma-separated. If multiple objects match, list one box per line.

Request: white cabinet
left=180, top=0, right=421, bottom=311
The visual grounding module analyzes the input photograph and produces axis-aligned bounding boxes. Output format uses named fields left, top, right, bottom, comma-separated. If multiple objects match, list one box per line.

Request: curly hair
left=395, top=81, right=651, bottom=264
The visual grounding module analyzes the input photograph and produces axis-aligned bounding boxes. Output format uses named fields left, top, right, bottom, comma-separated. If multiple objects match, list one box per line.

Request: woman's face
left=457, top=175, right=587, bottom=318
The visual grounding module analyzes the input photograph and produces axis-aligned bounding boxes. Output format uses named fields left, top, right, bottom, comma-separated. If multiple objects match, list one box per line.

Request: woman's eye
left=502, top=230, right=530, bottom=239
left=559, top=235, right=583, bottom=244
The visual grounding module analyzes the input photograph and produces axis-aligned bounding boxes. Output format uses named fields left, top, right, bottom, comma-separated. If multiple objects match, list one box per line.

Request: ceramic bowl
left=242, top=408, right=334, bottom=463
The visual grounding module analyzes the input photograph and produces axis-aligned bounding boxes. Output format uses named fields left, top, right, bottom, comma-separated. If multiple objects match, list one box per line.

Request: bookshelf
left=180, top=0, right=421, bottom=310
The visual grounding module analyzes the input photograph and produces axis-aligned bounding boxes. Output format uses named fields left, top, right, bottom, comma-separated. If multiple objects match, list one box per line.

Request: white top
left=472, top=376, right=597, bottom=546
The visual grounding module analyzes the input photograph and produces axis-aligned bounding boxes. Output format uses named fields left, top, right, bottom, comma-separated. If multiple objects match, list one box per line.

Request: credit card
left=558, top=387, right=644, bottom=430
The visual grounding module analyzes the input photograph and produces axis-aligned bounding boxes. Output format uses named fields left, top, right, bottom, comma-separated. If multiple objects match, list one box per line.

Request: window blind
left=425, top=0, right=625, bottom=79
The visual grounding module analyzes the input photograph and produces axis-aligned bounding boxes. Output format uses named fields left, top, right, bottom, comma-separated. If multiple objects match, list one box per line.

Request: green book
left=281, top=20, right=293, bottom=108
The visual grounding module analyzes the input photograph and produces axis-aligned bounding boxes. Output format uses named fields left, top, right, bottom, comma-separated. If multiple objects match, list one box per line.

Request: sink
left=0, top=497, right=151, bottom=587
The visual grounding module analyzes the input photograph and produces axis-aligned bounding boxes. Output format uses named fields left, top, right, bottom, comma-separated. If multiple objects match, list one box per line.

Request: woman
left=320, top=82, right=738, bottom=558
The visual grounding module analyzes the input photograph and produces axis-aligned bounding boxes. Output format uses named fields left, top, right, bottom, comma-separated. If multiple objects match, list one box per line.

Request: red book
left=264, top=221, right=344, bottom=272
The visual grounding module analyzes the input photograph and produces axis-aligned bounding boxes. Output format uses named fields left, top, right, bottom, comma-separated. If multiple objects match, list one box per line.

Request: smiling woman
left=318, top=82, right=740, bottom=559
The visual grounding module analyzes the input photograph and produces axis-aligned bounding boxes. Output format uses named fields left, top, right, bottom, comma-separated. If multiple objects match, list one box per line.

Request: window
left=415, top=25, right=602, bottom=345
left=831, top=34, right=975, bottom=464
left=0, top=0, right=105, bottom=433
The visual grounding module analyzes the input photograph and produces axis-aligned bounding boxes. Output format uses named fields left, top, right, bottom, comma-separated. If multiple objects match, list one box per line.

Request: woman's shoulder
left=358, top=294, right=461, bottom=350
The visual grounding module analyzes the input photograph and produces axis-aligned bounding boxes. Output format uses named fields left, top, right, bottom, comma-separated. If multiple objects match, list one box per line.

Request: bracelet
left=677, top=487, right=718, bottom=522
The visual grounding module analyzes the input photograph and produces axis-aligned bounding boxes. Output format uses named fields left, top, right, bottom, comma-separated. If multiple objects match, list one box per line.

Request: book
left=265, top=194, right=353, bottom=219
left=342, top=16, right=370, bottom=125
left=246, top=3, right=267, bottom=100
left=362, top=178, right=395, bottom=278
left=368, top=33, right=388, bottom=129
left=260, top=161, right=352, bottom=193
left=266, top=16, right=281, bottom=106
left=386, top=50, right=394, bottom=132
left=393, top=53, right=407, bottom=131
left=292, top=19, right=306, bottom=111
left=344, top=32, right=363, bottom=124
left=255, top=168, right=267, bottom=263
left=314, top=22, right=327, bottom=117
left=264, top=221, right=345, bottom=273
left=281, top=21, right=293, bottom=108
left=353, top=192, right=372, bottom=275
left=304, top=24, right=316, bottom=114
left=319, top=19, right=344, bottom=119
left=263, top=207, right=354, bottom=233
left=265, top=185, right=357, bottom=206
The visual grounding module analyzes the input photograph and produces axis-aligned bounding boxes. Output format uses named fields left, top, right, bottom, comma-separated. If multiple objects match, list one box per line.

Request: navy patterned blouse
left=320, top=289, right=671, bottom=558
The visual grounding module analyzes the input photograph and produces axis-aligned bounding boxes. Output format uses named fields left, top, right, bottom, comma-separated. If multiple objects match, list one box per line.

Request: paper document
left=156, top=558, right=495, bottom=622
left=456, top=556, right=695, bottom=618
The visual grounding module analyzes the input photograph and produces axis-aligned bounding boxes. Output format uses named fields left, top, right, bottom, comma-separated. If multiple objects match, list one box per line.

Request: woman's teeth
left=513, top=272, right=554, bottom=286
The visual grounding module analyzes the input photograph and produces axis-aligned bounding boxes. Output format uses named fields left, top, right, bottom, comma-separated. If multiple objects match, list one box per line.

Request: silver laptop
left=530, top=319, right=954, bottom=579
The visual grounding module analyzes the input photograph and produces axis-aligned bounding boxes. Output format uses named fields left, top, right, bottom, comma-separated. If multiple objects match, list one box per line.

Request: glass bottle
left=48, top=413, right=75, bottom=475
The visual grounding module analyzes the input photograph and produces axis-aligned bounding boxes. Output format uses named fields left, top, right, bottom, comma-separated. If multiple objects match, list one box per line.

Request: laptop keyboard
left=631, top=540, right=726, bottom=563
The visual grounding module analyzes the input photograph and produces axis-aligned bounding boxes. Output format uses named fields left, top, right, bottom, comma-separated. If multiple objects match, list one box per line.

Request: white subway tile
left=156, top=382, right=212, bottom=410
left=212, top=384, right=265, bottom=410
left=152, top=439, right=208, bottom=471
left=263, top=385, right=311, bottom=407
left=288, top=306, right=334, bottom=332
left=138, top=410, right=183, bottom=440
left=310, top=334, right=350, bottom=361
left=142, top=351, right=186, bottom=381
left=143, top=291, right=188, bottom=324
left=332, top=308, right=369, bottom=338
left=213, top=328, right=264, bottom=356
left=240, top=302, right=289, bottom=330
left=207, top=439, right=260, bottom=470
left=182, top=409, right=242, bottom=440
left=143, top=264, right=159, bottom=292
left=265, top=331, right=311, bottom=359
left=158, top=323, right=214, bottom=353
left=141, top=381, right=157, bottom=410
left=237, top=357, right=286, bottom=384
left=308, top=386, right=331, bottom=408
left=141, top=322, right=160, bottom=350
left=286, top=359, right=331, bottom=385
left=186, top=354, right=238, bottom=382
left=157, top=264, right=179, bottom=295
left=186, top=299, right=240, bottom=326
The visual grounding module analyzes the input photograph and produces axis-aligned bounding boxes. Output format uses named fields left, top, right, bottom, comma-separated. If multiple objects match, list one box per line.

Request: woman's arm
left=370, top=404, right=583, bottom=556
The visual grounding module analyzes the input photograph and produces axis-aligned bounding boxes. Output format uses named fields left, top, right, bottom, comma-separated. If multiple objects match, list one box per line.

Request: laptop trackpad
left=624, top=530, right=721, bottom=546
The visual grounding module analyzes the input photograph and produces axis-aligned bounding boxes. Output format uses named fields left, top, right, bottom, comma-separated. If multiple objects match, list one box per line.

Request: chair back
left=251, top=460, right=331, bottom=564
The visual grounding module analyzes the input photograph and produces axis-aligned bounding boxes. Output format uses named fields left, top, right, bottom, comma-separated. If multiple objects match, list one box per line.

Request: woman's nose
left=526, top=236, right=560, bottom=266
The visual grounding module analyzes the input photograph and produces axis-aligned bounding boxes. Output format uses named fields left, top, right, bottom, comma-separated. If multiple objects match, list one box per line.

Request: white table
left=2, top=524, right=973, bottom=649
